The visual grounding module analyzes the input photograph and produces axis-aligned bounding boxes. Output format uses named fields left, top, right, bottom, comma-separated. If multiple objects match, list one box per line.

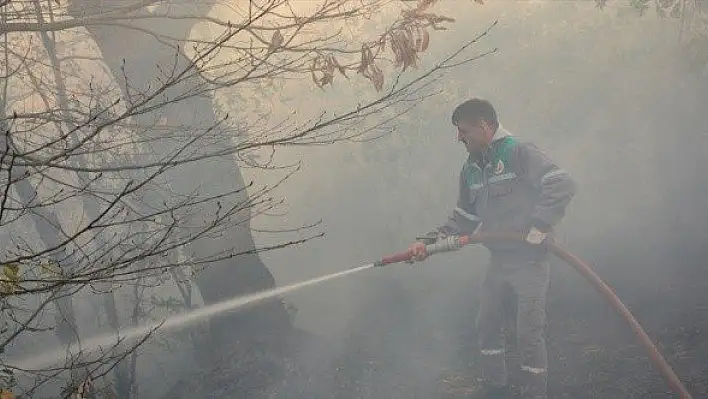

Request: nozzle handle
left=375, top=235, right=472, bottom=266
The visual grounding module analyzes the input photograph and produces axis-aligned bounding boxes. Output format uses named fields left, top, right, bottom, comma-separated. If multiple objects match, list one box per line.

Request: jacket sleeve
left=517, top=143, right=577, bottom=232
left=435, top=169, right=481, bottom=236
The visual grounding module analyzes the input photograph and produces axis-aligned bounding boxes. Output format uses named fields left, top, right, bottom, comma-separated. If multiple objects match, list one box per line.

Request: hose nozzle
left=424, top=234, right=471, bottom=256
left=375, top=234, right=472, bottom=267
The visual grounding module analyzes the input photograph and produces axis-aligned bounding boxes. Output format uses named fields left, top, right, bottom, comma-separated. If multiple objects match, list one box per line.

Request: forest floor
left=277, top=269, right=708, bottom=398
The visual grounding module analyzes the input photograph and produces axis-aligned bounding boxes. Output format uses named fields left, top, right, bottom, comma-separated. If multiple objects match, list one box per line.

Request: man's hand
left=526, top=226, right=548, bottom=245
left=407, top=242, right=429, bottom=262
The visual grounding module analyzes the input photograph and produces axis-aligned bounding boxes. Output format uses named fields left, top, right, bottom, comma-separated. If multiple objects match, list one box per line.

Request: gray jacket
left=437, top=126, right=576, bottom=262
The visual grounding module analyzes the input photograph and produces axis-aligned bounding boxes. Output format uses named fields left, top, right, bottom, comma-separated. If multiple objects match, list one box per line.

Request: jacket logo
left=494, top=159, right=505, bottom=174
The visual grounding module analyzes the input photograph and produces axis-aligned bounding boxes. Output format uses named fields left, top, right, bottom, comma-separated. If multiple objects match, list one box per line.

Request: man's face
left=455, top=119, right=493, bottom=154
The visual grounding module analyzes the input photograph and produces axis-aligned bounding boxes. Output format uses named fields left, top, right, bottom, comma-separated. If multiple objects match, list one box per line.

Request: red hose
left=379, top=232, right=693, bottom=399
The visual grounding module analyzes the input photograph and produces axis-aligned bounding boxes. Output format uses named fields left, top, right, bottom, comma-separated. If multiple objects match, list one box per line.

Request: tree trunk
left=66, top=1, right=292, bottom=361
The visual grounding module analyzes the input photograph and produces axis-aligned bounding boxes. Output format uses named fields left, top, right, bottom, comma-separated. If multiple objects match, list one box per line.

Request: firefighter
left=409, top=98, right=576, bottom=398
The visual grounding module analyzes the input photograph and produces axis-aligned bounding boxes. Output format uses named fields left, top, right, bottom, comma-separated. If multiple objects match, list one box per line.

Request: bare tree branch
left=0, top=0, right=493, bottom=396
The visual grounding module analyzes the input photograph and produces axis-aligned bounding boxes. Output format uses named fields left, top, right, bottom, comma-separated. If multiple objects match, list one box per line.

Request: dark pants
left=476, top=258, right=550, bottom=399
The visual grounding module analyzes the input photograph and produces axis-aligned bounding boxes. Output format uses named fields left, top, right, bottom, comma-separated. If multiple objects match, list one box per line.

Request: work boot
left=469, top=383, right=514, bottom=399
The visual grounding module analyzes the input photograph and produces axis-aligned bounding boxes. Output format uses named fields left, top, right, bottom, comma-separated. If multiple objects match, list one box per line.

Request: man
left=409, top=99, right=576, bottom=398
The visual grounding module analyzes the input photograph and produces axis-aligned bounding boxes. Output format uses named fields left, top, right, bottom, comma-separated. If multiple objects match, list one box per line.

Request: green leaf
left=0, top=264, right=20, bottom=295
left=38, top=260, right=61, bottom=278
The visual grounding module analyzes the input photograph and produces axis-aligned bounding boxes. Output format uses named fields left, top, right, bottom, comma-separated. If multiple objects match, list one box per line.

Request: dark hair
left=451, top=98, right=498, bottom=127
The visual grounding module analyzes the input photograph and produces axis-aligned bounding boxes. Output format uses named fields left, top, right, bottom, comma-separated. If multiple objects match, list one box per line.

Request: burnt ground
left=173, top=234, right=708, bottom=399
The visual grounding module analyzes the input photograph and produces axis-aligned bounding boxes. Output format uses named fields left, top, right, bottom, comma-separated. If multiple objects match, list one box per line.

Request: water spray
left=6, top=232, right=693, bottom=398
left=8, top=263, right=375, bottom=372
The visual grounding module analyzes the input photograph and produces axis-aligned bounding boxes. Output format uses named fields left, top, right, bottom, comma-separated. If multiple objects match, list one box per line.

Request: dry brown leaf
left=411, top=11, right=436, bottom=21
left=372, top=65, right=384, bottom=91
left=357, top=44, right=370, bottom=75
left=269, top=30, right=284, bottom=51
left=417, top=0, right=439, bottom=11
left=390, top=33, right=403, bottom=68
left=326, top=57, right=335, bottom=77
left=366, top=46, right=375, bottom=63
left=432, top=15, right=455, bottom=23
left=392, top=30, right=417, bottom=70
left=421, top=29, right=430, bottom=52
left=310, top=58, right=321, bottom=88
left=0, top=390, right=14, bottom=399
left=310, top=54, right=345, bottom=89
left=404, top=25, right=413, bottom=42
left=320, top=73, right=333, bottom=87
left=413, top=25, right=425, bottom=51
left=329, top=56, right=347, bottom=77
